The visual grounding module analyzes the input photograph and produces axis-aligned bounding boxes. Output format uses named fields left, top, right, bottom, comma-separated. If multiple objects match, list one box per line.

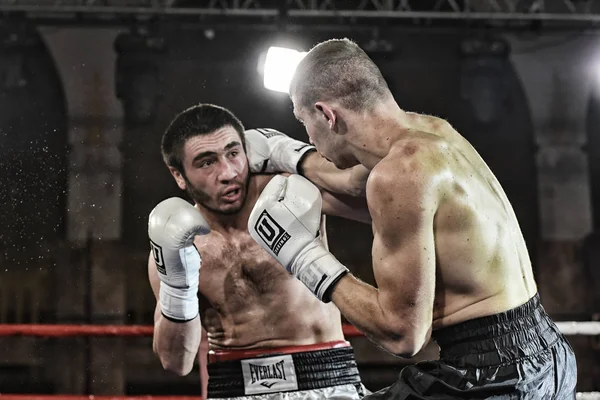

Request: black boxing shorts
left=206, top=340, right=369, bottom=399
left=365, top=293, right=577, bottom=399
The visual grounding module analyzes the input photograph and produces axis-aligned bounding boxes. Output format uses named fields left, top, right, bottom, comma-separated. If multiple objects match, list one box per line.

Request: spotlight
left=261, top=46, right=307, bottom=94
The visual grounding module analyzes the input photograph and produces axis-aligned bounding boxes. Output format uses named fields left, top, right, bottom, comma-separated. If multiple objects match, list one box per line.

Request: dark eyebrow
left=225, top=141, right=241, bottom=150
left=192, top=141, right=241, bottom=163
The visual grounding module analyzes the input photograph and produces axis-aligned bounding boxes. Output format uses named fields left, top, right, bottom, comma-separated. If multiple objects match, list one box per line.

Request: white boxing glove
left=248, top=175, right=348, bottom=302
left=245, top=128, right=316, bottom=175
left=148, top=197, right=210, bottom=322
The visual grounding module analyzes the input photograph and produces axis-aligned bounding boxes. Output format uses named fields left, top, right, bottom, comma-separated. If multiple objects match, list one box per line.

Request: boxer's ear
left=169, top=167, right=187, bottom=191
left=315, top=102, right=336, bottom=131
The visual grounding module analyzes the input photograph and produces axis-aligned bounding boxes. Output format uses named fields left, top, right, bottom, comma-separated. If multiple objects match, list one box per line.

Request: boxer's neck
left=345, top=99, right=410, bottom=170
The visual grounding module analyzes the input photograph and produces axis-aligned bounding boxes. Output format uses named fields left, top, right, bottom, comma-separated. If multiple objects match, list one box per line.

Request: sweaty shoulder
left=366, top=134, right=445, bottom=214
left=370, top=134, right=446, bottom=184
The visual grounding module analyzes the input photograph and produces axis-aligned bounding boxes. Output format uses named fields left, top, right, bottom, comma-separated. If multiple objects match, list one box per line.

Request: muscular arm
left=331, top=161, right=438, bottom=357
left=321, top=191, right=371, bottom=224
left=300, top=152, right=370, bottom=197
left=148, top=252, right=201, bottom=376
left=276, top=170, right=371, bottom=224
left=297, top=152, right=371, bottom=223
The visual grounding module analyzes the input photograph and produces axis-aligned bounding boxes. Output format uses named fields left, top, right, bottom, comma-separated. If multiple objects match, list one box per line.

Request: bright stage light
left=262, top=46, right=307, bottom=94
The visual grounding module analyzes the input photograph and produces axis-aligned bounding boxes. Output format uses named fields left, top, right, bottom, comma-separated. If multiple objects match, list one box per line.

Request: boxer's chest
left=196, top=230, right=290, bottom=310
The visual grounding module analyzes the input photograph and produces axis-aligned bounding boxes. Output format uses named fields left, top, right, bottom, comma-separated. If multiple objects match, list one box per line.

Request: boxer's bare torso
left=368, top=112, right=537, bottom=331
left=151, top=173, right=343, bottom=351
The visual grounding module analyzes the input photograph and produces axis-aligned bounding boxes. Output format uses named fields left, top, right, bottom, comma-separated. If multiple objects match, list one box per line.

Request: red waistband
left=208, top=340, right=351, bottom=363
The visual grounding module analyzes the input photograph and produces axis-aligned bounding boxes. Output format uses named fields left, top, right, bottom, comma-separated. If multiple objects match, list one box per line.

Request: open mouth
left=221, top=187, right=242, bottom=201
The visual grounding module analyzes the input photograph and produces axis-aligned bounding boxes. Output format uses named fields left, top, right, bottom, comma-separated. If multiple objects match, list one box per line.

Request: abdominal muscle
left=196, top=232, right=344, bottom=351
left=200, top=280, right=344, bottom=350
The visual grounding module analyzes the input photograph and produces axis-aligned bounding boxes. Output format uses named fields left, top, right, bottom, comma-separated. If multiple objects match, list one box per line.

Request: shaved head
left=290, top=38, right=391, bottom=114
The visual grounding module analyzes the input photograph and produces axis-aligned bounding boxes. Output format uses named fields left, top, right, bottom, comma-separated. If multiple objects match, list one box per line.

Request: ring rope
left=0, top=397, right=202, bottom=400
left=0, top=322, right=597, bottom=337
left=0, top=391, right=597, bottom=399
left=0, top=324, right=154, bottom=337
left=0, top=323, right=597, bottom=400
left=1, top=396, right=597, bottom=400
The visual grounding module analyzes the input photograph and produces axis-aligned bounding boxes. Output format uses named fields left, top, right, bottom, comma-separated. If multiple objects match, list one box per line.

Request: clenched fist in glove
left=248, top=175, right=348, bottom=302
left=148, top=197, right=210, bottom=322
left=244, top=128, right=315, bottom=175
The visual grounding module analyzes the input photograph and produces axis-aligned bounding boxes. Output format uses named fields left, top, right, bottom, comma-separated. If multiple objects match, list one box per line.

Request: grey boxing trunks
left=365, top=293, right=577, bottom=399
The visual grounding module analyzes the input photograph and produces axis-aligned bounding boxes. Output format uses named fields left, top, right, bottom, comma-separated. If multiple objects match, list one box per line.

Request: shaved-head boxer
left=248, top=39, right=577, bottom=399
left=148, top=104, right=371, bottom=399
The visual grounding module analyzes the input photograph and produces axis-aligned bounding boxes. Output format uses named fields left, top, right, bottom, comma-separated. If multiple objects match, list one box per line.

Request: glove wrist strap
left=159, top=282, right=199, bottom=322
left=321, top=269, right=348, bottom=303
left=161, top=311, right=197, bottom=323
left=269, top=136, right=316, bottom=174
left=296, top=148, right=317, bottom=176
left=292, top=239, right=349, bottom=303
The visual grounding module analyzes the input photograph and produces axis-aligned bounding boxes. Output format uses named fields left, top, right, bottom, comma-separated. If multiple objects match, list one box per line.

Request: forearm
left=331, top=274, right=419, bottom=358
left=153, top=304, right=201, bottom=376
left=300, top=152, right=369, bottom=197
left=321, top=191, right=371, bottom=224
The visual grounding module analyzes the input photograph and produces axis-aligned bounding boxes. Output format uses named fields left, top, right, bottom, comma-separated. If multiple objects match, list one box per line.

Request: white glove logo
left=254, top=128, right=283, bottom=139
left=254, top=210, right=291, bottom=256
left=150, top=240, right=166, bottom=275
left=248, top=175, right=349, bottom=302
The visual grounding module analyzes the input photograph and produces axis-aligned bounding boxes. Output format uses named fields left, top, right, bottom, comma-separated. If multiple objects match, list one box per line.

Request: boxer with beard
left=148, top=104, right=371, bottom=399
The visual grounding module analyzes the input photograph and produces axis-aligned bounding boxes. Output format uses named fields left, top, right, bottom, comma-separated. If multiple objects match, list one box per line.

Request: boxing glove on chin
left=245, top=128, right=316, bottom=175
left=148, top=197, right=210, bottom=322
left=248, top=175, right=348, bottom=302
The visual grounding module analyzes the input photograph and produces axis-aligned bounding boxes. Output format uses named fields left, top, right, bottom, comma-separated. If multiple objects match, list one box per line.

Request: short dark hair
left=161, top=104, right=245, bottom=173
left=290, top=38, right=390, bottom=113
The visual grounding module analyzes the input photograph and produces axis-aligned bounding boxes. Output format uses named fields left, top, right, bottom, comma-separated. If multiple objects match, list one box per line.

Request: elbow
left=345, top=185, right=366, bottom=198
left=380, top=326, right=430, bottom=359
left=346, top=166, right=369, bottom=197
left=153, top=344, right=194, bottom=376
left=159, top=354, right=194, bottom=376
left=164, top=361, right=194, bottom=377
left=345, top=179, right=367, bottom=197
left=384, top=339, right=423, bottom=359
